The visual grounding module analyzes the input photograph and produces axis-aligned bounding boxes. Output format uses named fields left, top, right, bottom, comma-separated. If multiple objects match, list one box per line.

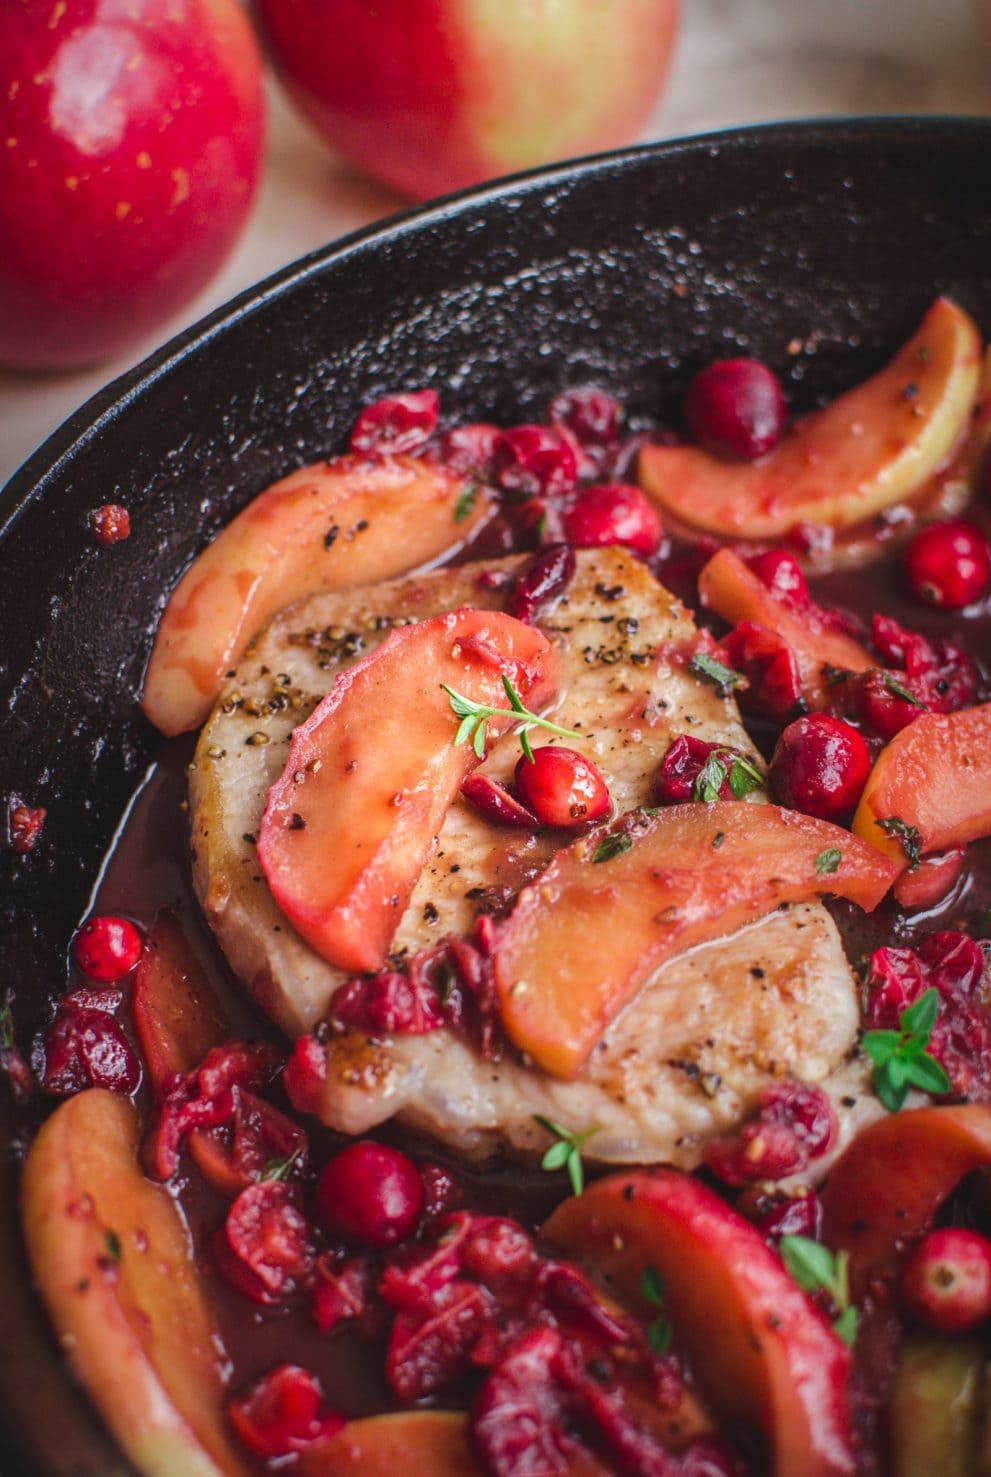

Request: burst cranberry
left=228, top=1364, right=343, bottom=1459
left=472, top=1327, right=573, bottom=1477
left=330, top=967, right=445, bottom=1037
left=514, top=746, right=610, bottom=829
left=89, top=503, right=131, bottom=545
left=902, top=519, right=991, bottom=609
left=72, top=915, right=143, bottom=981
left=439, top=421, right=501, bottom=479
left=420, top=1163, right=462, bottom=1228
left=461, top=774, right=539, bottom=828
left=41, top=1007, right=140, bottom=1097
left=218, top=1181, right=314, bottom=1304
left=901, top=1228, right=991, bottom=1335
left=856, top=668, right=928, bottom=741
left=387, top=1277, right=494, bottom=1401
left=349, top=389, right=439, bottom=455
left=7, top=796, right=45, bottom=854
left=547, top=387, right=622, bottom=450
left=653, top=734, right=754, bottom=805
left=312, top=1255, right=372, bottom=1334
left=563, top=483, right=664, bottom=557
left=863, top=946, right=926, bottom=1030
left=918, top=931, right=985, bottom=1000
left=704, top=1080, right=836, bottom=1186
left=684, top=358, right=787, bottom=460
left=507, top=541, right=575, bottom=623
left=716, top=622, right=804, bottom=724
left=316, top=1141, right=424, bottom=1248
left=741, top=1186, right=823, bottom=1245
left=493, top=425, right=578, bottom=501
left=768, top=714, right=872, bottom=822
left=463, top=1217, right=536, bottom=1290
left=746, top=549, right=809, bottom=607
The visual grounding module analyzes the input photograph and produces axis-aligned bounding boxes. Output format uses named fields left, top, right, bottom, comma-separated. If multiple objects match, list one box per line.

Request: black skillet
left=3, top=116, right=991, bottom=1475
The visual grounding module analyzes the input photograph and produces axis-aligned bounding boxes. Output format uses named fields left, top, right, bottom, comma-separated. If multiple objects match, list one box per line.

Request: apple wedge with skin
left=638, top=297, right=981, bottom=539
left=852, top=702, right=991, bottom=869
left=299, top=1412, right=483, bottom=1476
left=258, top=607, right=559, bottom=974
left=142, top=453, right=494, bottom=737
left=821, top=1105, right=991, bottom=1299
left=492, top=801, right=897, bottom=1078
left=888, top=1335, right=985, bottom=1477
left=698, top=547, right=874, bottom=709
left=544, top=1169, right=855, bottom=1477
left=132, top=911, right=230, bottom=1090
left=20, top=1089, right=248, bottom=1477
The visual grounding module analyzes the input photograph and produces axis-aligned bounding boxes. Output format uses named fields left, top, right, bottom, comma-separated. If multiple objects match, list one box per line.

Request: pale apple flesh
left=299, top=1412, right=482, bottom=1476
left=20, top=1089, right=248, bottom=1477
left=889, top=1336, right=985, bottom=1477
left=141, top=454, right=494, bottom=737
left=638, top=297, right=981, bottom=538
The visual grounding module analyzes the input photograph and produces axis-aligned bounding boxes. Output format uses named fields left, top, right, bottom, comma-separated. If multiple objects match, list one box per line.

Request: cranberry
left=902, top=519, right=991, bottom=609
left=868, top=615, right=979, bottom=717
left=7, top=796, right=45, bottom=854
left=704, top=1081, right=836, bottom=1186
left=863, top=946, right=926, bottom=1030
left=716, top=622, right=804, bottom=724
left=439, top=421, right=501, bottom=479
left=387, top=1277, right=493, bottom=1401
left=218, top=1181, right=314, bottom=1305
left=312, top=1255, right=371, bottom=1334
left=471, top=1327, right=573, bottom=1477
left=743, top=1186, right=823, bottom=1245
left=507, top=541, right=575, bottom=623
left=463, top=1218, right=536, bottom=1290
left=563, top=483, right=664, bottom=557
left=89, top=503, right=131, bottom=544
left=191, top=1090, right=308, bottom=1198
left=901, top=1228, right=991, bottom=1335
left=330, top=967, right=445, bottom=1037
left=493, top=425, right=577, bottom=501
left=316, top=1141, right=424, bottom=1248
left=514, top=746, right=610, bottom=829
left=653, top=734, right=754, bottom=805
left=918, top=931, right=985, bottom=1000
left=228, top=1364, right=343, bottom=1459
left=72, top=915, right=142, bottom=982
left=768, top=714, right=872, bottom=822
left=420, top=1163, right=462, bottom=1228
left=547, top=386, right=622, bottom=450
left=684, top=358, right=786, bottom=459
left=856, top=668, right=929, bottom=741
left=349, top=389, right=439, bottom=455
left=461, top=773, right=539, bottom=828
left=746, top=549, right=809, bottom=607
left=41, top=1007, right=140, bottom=1097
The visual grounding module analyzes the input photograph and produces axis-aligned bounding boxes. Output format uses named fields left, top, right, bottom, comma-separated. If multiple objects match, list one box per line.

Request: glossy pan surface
left=3, top=116, right=991, bottom=1475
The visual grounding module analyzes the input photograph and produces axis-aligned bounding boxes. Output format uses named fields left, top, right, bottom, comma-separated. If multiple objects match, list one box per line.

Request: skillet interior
left=3, top=116, right=991, bottom=1475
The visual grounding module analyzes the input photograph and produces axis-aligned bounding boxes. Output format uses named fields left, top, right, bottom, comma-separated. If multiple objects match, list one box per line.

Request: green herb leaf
left=441, top=679, right=579, bottom=765
left=262, top=1147, right=304, bottom=1183
left=861, top=1029, right=901, bottom=1066
left=592, top=833, right=633, bottom=864
left=727, top=755, right=765, bottom=799
left=693, top=754, right=727, bottom=804
left=0, top=1000, right=13, bottom=1051
left=780, top=1235, right=857, bottom=1345
left=105, top=1229, right=123, bottom=1264
left=875, top=816, right=922, bottom=869
left=833, top=1305, right=859, bottom=1347
left=862, top=987, right=948, bottom=1114
left=904, top=1054, right=953, bottom=1095
left=901, top=987, right=939, bottom=1036
left=647, top=1317, right=673, bottom=1355
left=688, top=651, right=744, bottom=692
left=641, top=1265, right=665, bottom=1305
left=453, top=481, right=480, bottom=524
left=881, top=673, right=928, bottom=709
left=534, top=1116, right=600, bottom=1196
left=815, top=847, right=843, bottom=877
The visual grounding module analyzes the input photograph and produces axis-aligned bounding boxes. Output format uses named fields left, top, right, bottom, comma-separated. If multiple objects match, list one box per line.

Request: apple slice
left=889, top=1335, right=984, bottom=1477
left=698, top=548, right=873, bottom=708
left=852, top=703, right=991, bottom=868
left=142, top=454, right=493, bottom=737
left=639, top=298, right=981, bottom=538
left=821, top=1105, right=991, bottom=1299
left=544, top=1169, right=855, bottom=1477
left=299, top=1413, right=481, bottom=1476
left=20, top=1089, right=248, bottom=1477
left=492, top=802, right=896, bottom=1078
left=258, top=608, right=559, bottom=973
left=132, top=912, right=230, bottom=1091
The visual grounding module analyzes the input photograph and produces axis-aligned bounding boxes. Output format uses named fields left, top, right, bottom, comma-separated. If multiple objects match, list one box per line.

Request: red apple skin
left=253, top=0, right=679, bottom=201
left=0, top=0, right=265, bottom=370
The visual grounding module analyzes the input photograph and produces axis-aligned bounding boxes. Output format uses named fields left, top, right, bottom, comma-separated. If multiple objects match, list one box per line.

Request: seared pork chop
left=190, top=548, right=863, bottom=1166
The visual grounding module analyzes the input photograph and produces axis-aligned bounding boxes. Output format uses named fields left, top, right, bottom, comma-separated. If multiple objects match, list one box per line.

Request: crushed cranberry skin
left=901, top=1228, right=991, bottom=1335
left=716, top=621, right=804, bottom=724
left=514, top=746, right=610, bottom=829
left=349, top=389, right=439, bottom=455
left=330, top=967, right=445, bottom=1036
left=653, top=734, right=748, bottom=805
left=902, top=519, right=991, bottom=609
left=493, top=425, right=578, bottom=501
left=918, top=931, right=984, bottom=999
left=387, top=1278, right=494, bottom=1401
left=228, top=1364, right=344, bottom=1459
left=462, top=1218, right=536, bottom=1291
left=312, top=1255, right=372, bottom=1334
left=439, top=422, right=501, bottom=479
left=8, top=796, right=46, bottom=854
left=704, top=1081, right=837, bottom=1186
left=746, top=548, right=809, bottom=607
left=89, top=503, right=131, bottom=544
left=41, top=1007, right=140, bottom=1097
left=507, top=540, right=575, bottom=623
left=864, top=946, right=927, bottom=1030
left=72, top=915, right=143, bottom=982
left=219, top=1181, right=314, bottom=1305
left=684, top=358, right=787, bottom=460
left=744, top=1187, right=824, bottom=1245
left=471, top=1326, right=574, bottom=1477
left=316, top=1141, right=424, bottom=1248
left=769, top=714, right=872, bottom=822
left=461, top=773, right=539, bottom=828
left=419, top=1163, right=462, bottom=1229
left=564, top=482, right=664, bottom=557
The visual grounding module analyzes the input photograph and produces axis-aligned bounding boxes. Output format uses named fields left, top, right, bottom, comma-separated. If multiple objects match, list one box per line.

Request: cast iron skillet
left=3, top=116, right=991, bottom=1476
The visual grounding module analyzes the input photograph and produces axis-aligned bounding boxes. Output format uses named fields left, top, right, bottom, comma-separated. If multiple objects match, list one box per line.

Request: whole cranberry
left=493, top=425, right=578, bottom=501
left=901, top=1228, right=991, bottom=1335
left=315, top=1141, right=424, bottom=1248
left=746, top=549, right=809, bottom=607
left=7, top=796, right=45, bottom=854
left=563, top=483, right=663, bottom=557
left=769, top=714, right=872, bottom=822
left=89, top=504, right=131, bottom=545
left=349, top=389, right=439, bottom=456
left=72, top=916, right=143, bottom=981
left=514, top=747, right=611, bottom=829
left=684, top=358, right=787, bottom=459
left=902, top=519, right=991, bottom=609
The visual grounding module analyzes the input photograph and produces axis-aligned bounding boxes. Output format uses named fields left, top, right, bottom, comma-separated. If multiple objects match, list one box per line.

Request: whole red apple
left=253, top=0, right=679, bottom=201
left=0, top=0, right=265, bottom=370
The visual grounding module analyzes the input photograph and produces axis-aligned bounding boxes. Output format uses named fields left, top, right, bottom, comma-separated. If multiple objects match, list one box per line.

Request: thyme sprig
left=442, top=675, right=579, bottom=762
left=780, top=1235, right=858, bottom=1346
left=862, top=987, right=951, bottom=1113
left=533, top=1116, right=600, bottom=1196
